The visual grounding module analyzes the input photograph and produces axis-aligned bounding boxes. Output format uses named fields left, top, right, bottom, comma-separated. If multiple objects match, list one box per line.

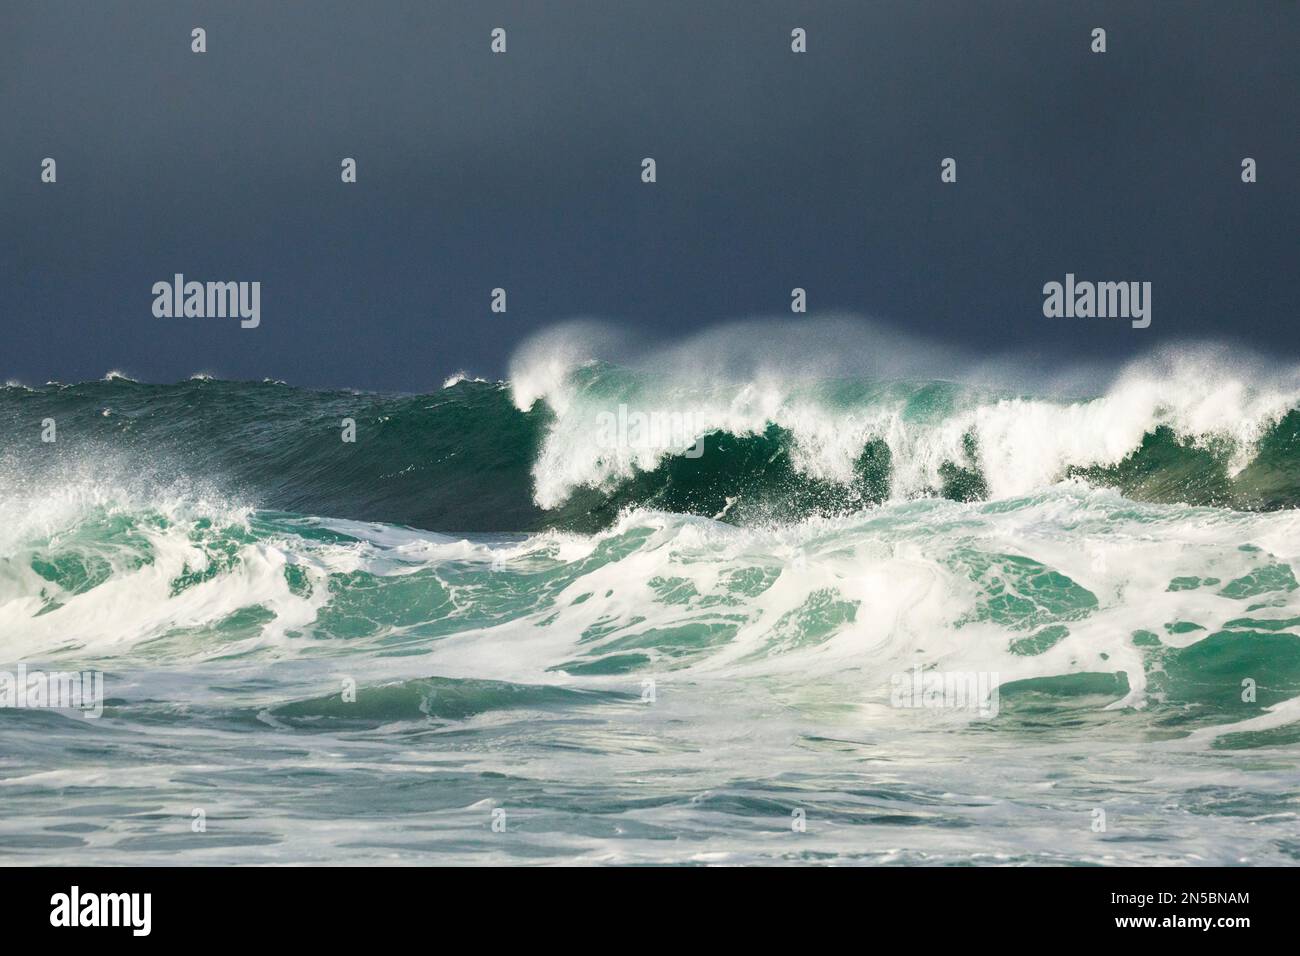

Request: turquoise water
left=1, top=369, right=1299, bottom=864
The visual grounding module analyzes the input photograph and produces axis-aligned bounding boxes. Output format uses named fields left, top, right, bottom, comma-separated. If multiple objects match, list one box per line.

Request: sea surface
left=2, top=347, right=1299, bottom=864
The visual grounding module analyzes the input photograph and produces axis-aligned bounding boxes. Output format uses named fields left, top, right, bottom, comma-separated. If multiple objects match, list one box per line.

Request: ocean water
left=2, top=344, right=1300, bottom=865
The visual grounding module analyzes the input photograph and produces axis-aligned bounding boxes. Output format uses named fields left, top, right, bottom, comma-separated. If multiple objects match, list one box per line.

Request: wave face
left=3, top=342, right=1300, bottom=864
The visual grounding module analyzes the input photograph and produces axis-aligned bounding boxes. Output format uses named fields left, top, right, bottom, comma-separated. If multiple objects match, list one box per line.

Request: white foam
left=509, top=320, right=1300, bottom=508
left=400, top=488, right=1300, bottom=735
left=442, top=371, right=489, bottom=388
left=4, top=469, right=1299, bottom=745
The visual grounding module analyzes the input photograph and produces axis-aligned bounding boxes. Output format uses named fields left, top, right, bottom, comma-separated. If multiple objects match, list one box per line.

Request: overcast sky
left=3, top=1, right=1297, bottom=390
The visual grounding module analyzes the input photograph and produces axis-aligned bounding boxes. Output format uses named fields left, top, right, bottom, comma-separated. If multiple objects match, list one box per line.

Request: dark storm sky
left=3, top=1, right=1297, bottom=391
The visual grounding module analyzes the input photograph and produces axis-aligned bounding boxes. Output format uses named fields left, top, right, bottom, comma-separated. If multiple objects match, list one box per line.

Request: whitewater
left=1, top=321, right=1298, bottom=865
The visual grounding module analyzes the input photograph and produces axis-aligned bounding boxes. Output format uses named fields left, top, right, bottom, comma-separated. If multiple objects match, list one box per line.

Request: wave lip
left=509, top=329, right=1300, bottom=522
